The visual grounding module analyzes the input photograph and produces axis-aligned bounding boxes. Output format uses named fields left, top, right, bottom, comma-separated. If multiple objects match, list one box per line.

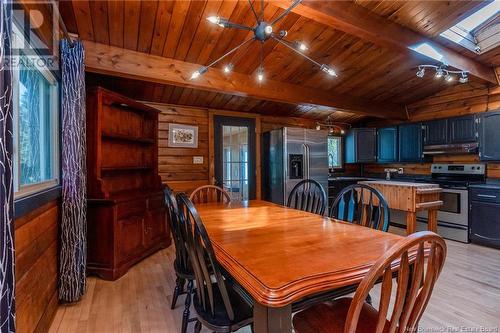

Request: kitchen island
left=359, top=180, right=443, bottom=235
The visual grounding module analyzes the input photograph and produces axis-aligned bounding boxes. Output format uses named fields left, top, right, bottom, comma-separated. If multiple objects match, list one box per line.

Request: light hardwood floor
left=49, top=240, right=500, bottom=333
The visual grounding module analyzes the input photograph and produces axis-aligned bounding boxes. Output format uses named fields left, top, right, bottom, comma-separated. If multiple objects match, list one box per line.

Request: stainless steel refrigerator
left=262, top=127, right=329, bottom=207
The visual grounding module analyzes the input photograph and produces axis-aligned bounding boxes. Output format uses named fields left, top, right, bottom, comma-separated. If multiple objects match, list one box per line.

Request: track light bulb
left=416, top=67, right=425, bottom=78
left=321, top=64, right=337, bottom=77
left=459, top=73, right=468, bottom=83
left=435, top=68, right=444, bottom=78
left=445, top=74, right=454, bottom=82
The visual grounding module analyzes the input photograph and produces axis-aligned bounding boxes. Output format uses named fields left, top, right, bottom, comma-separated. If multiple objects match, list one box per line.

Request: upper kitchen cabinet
left=448, top=115, right=477, bottom=143
left=345, top=128, right=377, bottom=163
left=479, top=111, right=500, bottom=161
left=423, top=119, right=448, bottom=145
left=398, top=123, right=424, bottom=163
left=377, top=127, right=398, bottom=163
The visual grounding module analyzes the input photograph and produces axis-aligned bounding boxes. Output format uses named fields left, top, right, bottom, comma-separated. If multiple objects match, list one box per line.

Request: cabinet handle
left=477, top=194, right=497, bottom=199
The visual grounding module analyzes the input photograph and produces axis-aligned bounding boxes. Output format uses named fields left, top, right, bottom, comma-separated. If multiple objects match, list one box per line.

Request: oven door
left=417, top=187, right=468, bottom=226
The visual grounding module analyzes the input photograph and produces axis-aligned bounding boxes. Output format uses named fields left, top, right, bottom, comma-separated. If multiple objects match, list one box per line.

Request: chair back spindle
left=190, top=185, right=231, bottom=204
left=344, top=231, right=447, bottom=333
left=177, top=193, right=236, bottom=321
left=330, top=184, right=390, bottom=232
left=164, top=186, right=190, bottom=272
left=287, top=179, right=327, bottom=215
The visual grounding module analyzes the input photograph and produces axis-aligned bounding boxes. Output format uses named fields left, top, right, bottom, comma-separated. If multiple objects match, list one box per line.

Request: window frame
left=328, top=135, right=344, bottom=172
left=11, top=24, right=60, bottom=199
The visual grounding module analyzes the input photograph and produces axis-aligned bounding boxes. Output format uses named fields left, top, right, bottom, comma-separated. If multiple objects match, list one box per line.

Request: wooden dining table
left=195, top=200, right=405, bottom=333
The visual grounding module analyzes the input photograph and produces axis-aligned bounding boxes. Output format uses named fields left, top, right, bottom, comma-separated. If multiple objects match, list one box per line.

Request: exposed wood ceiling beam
left=273, top=0, right=498, bottom=85
left=83, top=40, right=406, bottom=119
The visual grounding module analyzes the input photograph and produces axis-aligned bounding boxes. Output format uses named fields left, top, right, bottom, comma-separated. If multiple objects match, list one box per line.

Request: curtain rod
left=51, top=0, right=75, bottom=47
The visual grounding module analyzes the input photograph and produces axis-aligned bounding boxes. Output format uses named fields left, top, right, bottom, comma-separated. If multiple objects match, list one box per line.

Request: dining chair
left=330, top=184, right=390, bottom=232
left=293, top=231, right=447, bottom=333
left=177, top=193, right=254, bottom=333
left=287, top=179, right=327, bottom=215
left=164, top=186, right=196, bottom=333
left=190, top=185, right=231, bottom=204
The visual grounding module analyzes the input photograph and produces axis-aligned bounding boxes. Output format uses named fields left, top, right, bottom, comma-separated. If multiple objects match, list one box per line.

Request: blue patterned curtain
left=59, top=39, right=87, bottom=303
left=0, top=0, right=15, bottom=331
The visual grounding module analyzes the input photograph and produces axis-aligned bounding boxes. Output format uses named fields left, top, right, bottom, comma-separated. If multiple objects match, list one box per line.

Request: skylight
left=409, top=43, right=444, bottom=63
left=457, top=2, right=499, bottom=32
left=440, top=2, right=499, bottom=54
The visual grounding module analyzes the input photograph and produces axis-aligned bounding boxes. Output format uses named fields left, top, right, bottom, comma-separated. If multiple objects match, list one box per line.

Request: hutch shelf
left=86, top=87, right=170, bottom=281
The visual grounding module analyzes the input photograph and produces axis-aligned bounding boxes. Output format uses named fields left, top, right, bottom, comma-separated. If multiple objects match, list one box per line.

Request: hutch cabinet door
left=398, top=123, right=423, bottom=162
left=423, top=119, right=448, bottom=145
left=448, top=115, right=477, bottom=143
left=479, top=111, right=500, bottom=161
left=377, top=127, right=398, bottom=163
left=118, top=216, right=145, bottom=262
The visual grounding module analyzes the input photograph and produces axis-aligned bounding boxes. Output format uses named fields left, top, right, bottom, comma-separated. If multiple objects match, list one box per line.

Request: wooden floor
left=49, top=240, right=500, bottom=333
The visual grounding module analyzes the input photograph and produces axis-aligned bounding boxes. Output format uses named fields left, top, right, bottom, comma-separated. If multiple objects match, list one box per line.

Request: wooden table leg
left=406, top=211, right=417, bottom=235
left=428, top=209, right=438, bottom=233
left=253, top=303, right=292, bottom=333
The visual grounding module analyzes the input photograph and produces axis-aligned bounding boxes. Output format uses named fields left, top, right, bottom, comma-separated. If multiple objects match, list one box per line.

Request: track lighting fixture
left=190, top=0, right=339, bottom=83
left=316, top=115, right=351, bottom=134
left=416, top=64, right=469, bottom=84
left=416, top=67, right=425, bottom=78
left=459, top=72, right=469, bottom=83
left=435, top=68, right=444, bottom=78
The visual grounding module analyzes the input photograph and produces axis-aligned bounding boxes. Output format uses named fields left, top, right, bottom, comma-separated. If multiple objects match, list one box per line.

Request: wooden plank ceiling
left=60, top=0, right=497, bottom=121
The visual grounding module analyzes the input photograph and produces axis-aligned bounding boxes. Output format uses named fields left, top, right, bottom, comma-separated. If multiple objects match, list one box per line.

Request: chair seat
left=293, top=298, right=389, bottom=333
left=173, top=259, right=194, bottom=280
left=193, top=282, right=253, bottom=330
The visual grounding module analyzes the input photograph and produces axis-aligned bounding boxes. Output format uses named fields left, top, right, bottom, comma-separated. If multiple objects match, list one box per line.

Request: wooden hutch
left=86, top=87, right=170, bottom=280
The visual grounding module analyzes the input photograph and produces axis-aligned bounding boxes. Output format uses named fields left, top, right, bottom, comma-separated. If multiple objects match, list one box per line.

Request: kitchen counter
left=359, top=180, right=443, bottom=235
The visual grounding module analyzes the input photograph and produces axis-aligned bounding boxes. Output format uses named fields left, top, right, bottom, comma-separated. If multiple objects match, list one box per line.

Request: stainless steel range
left=415, top=163, right=486, bottom=243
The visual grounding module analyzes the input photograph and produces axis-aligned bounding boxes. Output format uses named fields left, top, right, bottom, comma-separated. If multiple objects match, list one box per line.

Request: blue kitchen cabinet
left=398, top=123, right=424, bottom=162
left=479, top=110, right=500, bottom=161
left=423, top=119, right=448, bottom=145
left=377, top=127, right=398, bottom=163
left=345, top=128, right=377, bottom=163
left=448, top=115, right=477, bottom=143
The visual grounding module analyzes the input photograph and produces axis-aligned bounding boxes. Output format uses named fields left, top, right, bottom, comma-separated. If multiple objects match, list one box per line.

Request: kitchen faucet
left=384, top=168, right=399, bottom=180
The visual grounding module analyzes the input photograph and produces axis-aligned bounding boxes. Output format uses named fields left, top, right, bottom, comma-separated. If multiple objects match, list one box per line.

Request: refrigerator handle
left=305, top=144, right=311, bottom=179
left=302, top=143, right=308, bottom=179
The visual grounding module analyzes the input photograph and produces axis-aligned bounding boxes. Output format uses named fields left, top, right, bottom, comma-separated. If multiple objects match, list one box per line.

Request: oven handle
left=476, top=194, right=497, bottom=199
left=416, top=217, right=468, bottom=230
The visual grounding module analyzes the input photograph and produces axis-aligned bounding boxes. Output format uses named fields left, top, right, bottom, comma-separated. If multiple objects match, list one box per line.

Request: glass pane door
left=222, top=125, right=249, bottom=201
left=214, top=116, right=256, bottom=201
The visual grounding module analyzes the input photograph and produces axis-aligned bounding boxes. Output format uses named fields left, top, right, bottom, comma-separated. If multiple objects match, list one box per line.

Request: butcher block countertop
left=359, top=180, right=443, bottom=234
left=359, top=180, right=438, bottom=187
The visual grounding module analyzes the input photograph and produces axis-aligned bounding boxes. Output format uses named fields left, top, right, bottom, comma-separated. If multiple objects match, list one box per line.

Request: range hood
left=423, top=142, right=479, bottom=155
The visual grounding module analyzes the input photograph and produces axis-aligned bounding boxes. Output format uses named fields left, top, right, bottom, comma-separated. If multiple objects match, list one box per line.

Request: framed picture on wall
left=168, top=123, right=199, bottom=148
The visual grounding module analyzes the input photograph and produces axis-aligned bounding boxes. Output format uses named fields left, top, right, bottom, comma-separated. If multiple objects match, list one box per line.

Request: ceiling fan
left=190, top=0, right=338, bottom=82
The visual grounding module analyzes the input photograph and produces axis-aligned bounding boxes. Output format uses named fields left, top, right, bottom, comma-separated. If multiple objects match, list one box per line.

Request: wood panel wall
left=146, top=102, right=317, bottom=194
left=364, top=83, right=500, bottom=178
left=15, top=201, right=59, bottom=333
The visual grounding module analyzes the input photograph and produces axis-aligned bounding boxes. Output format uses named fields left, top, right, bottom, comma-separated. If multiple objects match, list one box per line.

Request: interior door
left=214, top=116, right=256, bottom=201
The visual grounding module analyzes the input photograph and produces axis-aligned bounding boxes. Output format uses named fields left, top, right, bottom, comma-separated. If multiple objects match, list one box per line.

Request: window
left=12, top=26, right=59, bottom=198
left=328, top=136, right=343, bottom=170
left=440, top=2, right=499, bottom=54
